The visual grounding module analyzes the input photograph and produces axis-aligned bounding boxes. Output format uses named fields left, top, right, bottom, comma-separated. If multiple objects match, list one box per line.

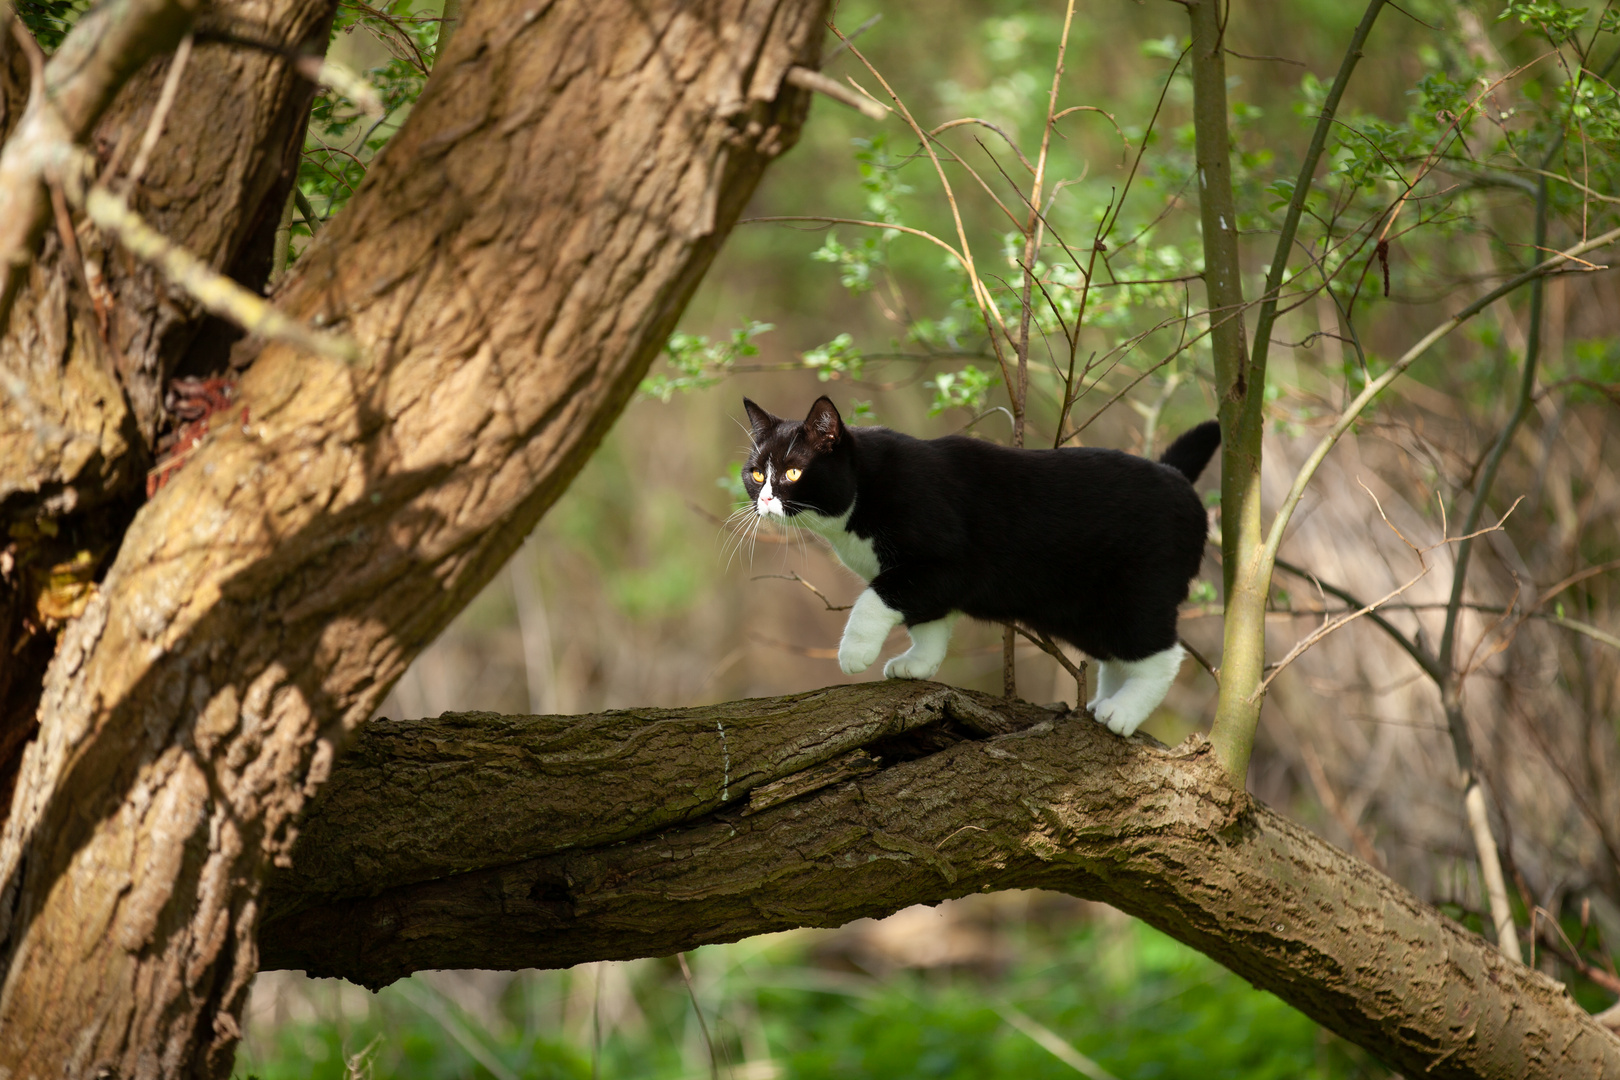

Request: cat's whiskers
left=780, top=502, right=815, bottom=566
left=744, top=516, right=766, bottom=562
left=717, top=502, right=760, bottom=572
left=728, top=517, right=760, bottom=572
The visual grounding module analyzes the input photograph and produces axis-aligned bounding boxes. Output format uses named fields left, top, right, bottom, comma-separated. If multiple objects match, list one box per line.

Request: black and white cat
left=741, top=396, right=1220, bottom=736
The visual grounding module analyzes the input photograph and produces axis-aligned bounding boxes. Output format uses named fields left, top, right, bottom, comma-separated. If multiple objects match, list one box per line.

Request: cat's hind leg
left=838, top=589, right=906, bottom=674
left=1086, top=659, right=1127, bottom=714
left=1091, top=644, right=1184, bottom=736
left=884, top=613, right=959, bottom=680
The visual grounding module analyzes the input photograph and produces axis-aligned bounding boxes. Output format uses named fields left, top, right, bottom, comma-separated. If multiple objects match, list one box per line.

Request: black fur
left=742, top=397, right=1219, bottom=662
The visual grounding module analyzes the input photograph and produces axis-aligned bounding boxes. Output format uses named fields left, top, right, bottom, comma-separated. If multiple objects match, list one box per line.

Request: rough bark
left=0, top=0, right=331, bottom=817
left=0, top=0, right=827, bottom=1075
left=258, top=683, right=1620, bottom=1080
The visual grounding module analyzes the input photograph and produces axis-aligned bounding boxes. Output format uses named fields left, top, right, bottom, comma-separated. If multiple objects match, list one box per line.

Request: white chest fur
left=795, top=507, right=881, bottom=582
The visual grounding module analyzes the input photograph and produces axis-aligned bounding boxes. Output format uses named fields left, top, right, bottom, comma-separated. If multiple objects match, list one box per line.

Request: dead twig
left=752, top=572, right=852, bottom=611
left=785, top=67, right=887, bottom=121
left=1004, top=622, right=1086, bottom=709
left=80, top=182, right=359, bottom=363
left=1251, top=489, right=1523, bottom=699
left=122, top=32, right=192, bottom=193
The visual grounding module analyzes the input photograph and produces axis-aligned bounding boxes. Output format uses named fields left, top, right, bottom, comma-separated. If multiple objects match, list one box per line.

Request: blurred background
left=35, top=0, right=1604, bottom=1073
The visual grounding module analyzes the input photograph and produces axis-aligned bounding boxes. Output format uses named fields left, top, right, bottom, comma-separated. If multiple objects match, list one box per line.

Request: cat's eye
left=751, top=469, right=764, bottom=483
left=785, top=468, right=802, bottom=482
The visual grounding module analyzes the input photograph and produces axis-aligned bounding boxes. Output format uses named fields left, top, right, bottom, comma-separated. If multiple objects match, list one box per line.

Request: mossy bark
left=262, top=683, right=1620, bottom=1080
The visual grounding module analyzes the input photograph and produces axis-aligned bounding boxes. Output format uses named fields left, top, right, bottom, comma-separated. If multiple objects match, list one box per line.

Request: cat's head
left=741, top=396, right=856, bottom=520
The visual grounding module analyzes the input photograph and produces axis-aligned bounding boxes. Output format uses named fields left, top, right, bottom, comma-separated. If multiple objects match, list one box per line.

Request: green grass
left=236, top=910, right=1389, bottom=1080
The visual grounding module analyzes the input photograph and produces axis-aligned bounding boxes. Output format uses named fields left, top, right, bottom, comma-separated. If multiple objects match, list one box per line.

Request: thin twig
left=1179, top=636, right=1218, bottom=684
left=676, top=952, right=720, bottom=1080
left=1004, top=622, right=1086, bottom=708
left=930, top=117, right=1035, bottom=174
left=822, top=13, right=880, bottom=63
left=1259, top=222, right=1620, bottom=582
left=123, top=33, right=192, bottom=194
left=1252, top=493, right=1523, bottom=699
left=835, top=32, right=1017, bottom=394
left=786, top=67, right=887, bottom=121
left=80, top=183, right=360, bottom=363
left=752, top=572, right=852, bottom=611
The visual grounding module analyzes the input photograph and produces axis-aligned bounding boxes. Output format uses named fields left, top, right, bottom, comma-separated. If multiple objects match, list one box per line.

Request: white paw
left=839, top=634, right=882, bottom=674
left=1092, top=696, right=1150, bottom=737
left=838, top=589, right=903, bottom=674
left=884, top=651, right=942, bottom=680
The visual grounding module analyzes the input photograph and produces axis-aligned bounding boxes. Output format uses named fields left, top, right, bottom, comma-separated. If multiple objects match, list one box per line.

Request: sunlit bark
left=0, top=1, right=826, bottom=1073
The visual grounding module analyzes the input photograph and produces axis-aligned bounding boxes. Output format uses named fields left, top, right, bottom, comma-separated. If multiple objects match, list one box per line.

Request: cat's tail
left=1159, top=420, right=1221, bottom=483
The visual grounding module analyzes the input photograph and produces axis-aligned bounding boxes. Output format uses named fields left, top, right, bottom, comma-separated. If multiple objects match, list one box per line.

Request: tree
left=0, top=0, right=828, bottom=1071
left=0, top=0, right=1616, bottom=1078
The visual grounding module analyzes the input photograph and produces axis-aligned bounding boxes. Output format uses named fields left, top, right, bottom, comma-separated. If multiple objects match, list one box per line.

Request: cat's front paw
left=838, top=589, right=903, bottom=674
left=883, top=651, right=942, bottom=680
left=1092, top=696, right=1148, bottom=737
left=839, top=636, right=882, bottom=674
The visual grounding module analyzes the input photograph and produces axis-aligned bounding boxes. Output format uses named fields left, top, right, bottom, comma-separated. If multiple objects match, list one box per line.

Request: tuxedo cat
left=741, top=396, right=1219, bottom=737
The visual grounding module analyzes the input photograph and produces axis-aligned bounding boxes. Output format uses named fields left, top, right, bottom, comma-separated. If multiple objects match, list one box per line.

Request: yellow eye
left=785, top=468, right=802, bottom=482
left=751, top=469, right=764, bottom=483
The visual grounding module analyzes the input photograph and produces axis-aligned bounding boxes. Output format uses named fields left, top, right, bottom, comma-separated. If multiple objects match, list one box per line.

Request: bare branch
left=80, top=185, right=360, bottom=362
left=0, top=0, right=200, bottom=329
left=752, top=571, right=852, bottom=611
left=121, top=32, right=192, bottom=193
left=1260, top=223, right=1620, bottom=584
left=785, top=66, right=886, bottom=121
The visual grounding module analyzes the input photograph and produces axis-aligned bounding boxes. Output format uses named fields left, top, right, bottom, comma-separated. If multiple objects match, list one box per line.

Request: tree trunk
left=3, top=1, right=1617, bottom=1077
left=0, top=0, right=828, bottom=1073
left=0, top=0, right=332, bottom=817
left=258, top=683, right=1620, bottom=1080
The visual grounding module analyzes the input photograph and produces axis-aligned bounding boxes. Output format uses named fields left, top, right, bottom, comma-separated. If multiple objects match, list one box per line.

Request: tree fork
left=0, top=0, right=335, bottom=823
left=259, top=682, right=1620, bottom=1080
left=0, top=0, right=830, bottom=1074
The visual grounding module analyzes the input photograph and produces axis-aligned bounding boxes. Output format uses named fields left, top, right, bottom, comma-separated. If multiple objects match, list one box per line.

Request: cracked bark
left=0, top=0, right=827, bottom=1074
left=0, top=0, right=332, bottom=818
left=2, top=1, right=1613, bottom=1077
left=260, top=683, right=1620, bottom=1080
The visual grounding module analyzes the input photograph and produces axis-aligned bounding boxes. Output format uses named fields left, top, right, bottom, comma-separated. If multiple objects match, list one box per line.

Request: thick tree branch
left=259, top=683, right=1620, bottom=1080
left=268, top=681, right=1044, bottom=915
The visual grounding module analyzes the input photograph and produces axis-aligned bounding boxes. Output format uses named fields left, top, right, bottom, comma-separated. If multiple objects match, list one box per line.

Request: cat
left=740, top=395, right=1220, bottom=737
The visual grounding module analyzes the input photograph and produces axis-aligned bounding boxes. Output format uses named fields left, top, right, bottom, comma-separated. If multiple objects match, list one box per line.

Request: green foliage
left=1563, top=338, right=1620, bottom=403
left=1499, top=0, right=1595, bottom=45
left=801, top=333, right=866, bottom=382
left=290, top=0, right=442, bottom=255
left=238, top=918, right=1386, bottom=1080
left=717, top=462, right=748, bottom=502
left=640, top=321, right=775, bottom=401
left=928, top=365, right=997, bottom=416
left=809, top=134, right=912, bottom=295
left=15, top=0, right=80, bottom=51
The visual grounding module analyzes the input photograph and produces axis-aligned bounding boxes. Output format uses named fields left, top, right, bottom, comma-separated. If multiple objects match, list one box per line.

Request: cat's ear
left=742, top=398, right=779, bottom=443
left=804, top=396, right=845, bottom=451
